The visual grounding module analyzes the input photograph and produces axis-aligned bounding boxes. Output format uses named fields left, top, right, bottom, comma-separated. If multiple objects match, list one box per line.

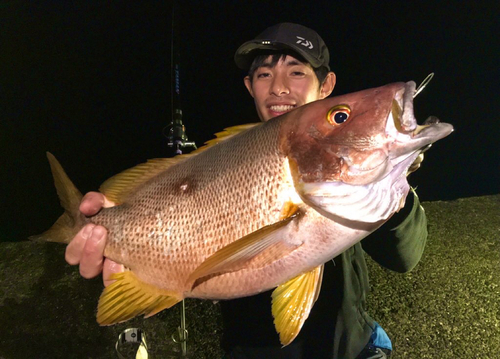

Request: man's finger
left=79, top=192, right=106, bottom=216
left=103, top=258, right=125, bottom=287
left=79, top=225, right=107, bottom=279
left=407, top=153, right=425, bottom=176
left=79, top=192, right=116, bottom=215
left=65, top=224, right=95, bottom=265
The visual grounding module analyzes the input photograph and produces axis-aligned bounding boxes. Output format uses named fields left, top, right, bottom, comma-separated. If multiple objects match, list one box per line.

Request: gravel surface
left=1, top=195, right=498, bottom=358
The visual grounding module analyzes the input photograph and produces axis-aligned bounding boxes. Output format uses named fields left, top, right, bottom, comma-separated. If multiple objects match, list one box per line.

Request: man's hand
left=65, top=192, right=124, bottom=287
left=407, top=153, right=424, bottom=176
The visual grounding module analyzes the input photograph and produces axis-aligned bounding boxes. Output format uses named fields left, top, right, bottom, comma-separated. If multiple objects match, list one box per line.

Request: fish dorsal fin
left=99, top=158, right=178, bottom=204
left=99, top=123, right=259, bottom=204
left=272, top=264, right=324, bottom=346
left=187, top=207, right=301, bottom=288
left=191, top=123, right=260, bottom=154
left=97, top=271, right=182, bottom=325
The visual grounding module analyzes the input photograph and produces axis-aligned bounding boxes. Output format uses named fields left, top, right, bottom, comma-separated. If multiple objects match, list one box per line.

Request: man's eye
left=257, top=72, right=271, bottom=78
left=291, top=71, right=305, bottom=76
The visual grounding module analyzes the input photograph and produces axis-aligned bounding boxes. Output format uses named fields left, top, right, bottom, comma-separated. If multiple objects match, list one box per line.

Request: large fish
left=34, top=81, right=453, bottom=345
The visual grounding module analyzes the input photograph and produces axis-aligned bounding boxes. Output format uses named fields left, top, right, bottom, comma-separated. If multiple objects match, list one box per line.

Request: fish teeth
left=270, top=105, right=295, bottom=112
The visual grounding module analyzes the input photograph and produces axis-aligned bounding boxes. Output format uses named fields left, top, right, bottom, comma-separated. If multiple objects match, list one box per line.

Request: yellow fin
left=99, top=124, right=259, bottom=204
left=30, top=153, right=85, bottom=243
left=196, top=123, right=260, bottom=150
left=280, top=201, right=300, bottom=220
left=272, top=264, right=324, bottom=346
left=99, top=158, right=177, bottom=204
left=185, top=123, right=260, bottom=156
left=97, top=271, right=182, bottom=325
left=187, top=210, right=301, bottom=288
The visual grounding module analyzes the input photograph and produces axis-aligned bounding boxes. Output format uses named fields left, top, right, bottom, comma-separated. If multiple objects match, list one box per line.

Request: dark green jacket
left=221, top=190, right=428, bottom=359
left=333, top=190, right=428, bottom=358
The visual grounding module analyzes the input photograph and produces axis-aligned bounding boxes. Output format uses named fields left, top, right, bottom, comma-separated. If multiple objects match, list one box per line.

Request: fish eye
left=326, top=105, right=351, bottom=125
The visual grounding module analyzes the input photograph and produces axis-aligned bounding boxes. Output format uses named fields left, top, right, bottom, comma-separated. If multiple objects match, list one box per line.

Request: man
left=66, top=23, right=427, bottom=358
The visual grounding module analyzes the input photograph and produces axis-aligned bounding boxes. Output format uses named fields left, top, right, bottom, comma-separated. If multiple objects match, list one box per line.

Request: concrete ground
left=0, top=195, right=498, bottom=358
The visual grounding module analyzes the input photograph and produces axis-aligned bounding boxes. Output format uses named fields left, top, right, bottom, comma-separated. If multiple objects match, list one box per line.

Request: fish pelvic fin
left=272, top=264, right=324, bottom=346
left=29, top=152, right=85, bottom=243
left=97, top=271, right=182, bottom=325
left=187, top=207, right=302, bottom=289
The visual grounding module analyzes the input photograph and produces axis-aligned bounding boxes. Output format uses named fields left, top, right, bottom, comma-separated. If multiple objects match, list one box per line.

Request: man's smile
left=267, top=103, right=297, bottom=117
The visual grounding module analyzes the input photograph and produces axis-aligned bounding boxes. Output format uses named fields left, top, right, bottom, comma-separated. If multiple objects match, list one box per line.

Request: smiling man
left=220, top=23, right=427, bottom=359
left=65, top=23, right=427, bottom=359
left=243, top=53, right=335, bottom=121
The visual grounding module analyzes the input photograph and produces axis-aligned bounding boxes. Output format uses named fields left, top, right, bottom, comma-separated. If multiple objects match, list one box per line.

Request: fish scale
left=98, top=118, right=294, bottom=293
left=34, top=81, right=453, bottom=345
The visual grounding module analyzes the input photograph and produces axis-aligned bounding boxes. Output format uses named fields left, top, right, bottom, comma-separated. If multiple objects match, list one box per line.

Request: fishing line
left=413, top=72, right=434, bottom=98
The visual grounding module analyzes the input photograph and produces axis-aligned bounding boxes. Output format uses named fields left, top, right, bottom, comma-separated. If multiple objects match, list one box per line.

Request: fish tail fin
left=29, top=152, right=85, bottom=244
left=97, top=271, right=182, bottom=325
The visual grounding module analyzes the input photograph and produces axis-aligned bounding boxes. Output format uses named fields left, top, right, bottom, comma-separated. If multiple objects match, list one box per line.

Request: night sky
left=1, top=1, right=498, bottom=241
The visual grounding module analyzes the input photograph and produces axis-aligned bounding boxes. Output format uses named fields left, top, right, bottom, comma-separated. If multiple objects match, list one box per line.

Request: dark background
left=1, top=1, right=498, bottom=241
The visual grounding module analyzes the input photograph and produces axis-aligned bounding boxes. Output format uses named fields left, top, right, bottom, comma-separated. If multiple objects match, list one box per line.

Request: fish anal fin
left=97, top=271, right=182, bottom=325
left=272, top=264, right=324, bottom=346
left=187, top=211, right=301, bottom=288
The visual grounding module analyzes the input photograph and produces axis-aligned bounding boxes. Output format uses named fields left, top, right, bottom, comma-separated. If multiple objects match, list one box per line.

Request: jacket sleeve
left=361, top=188, right=428, bottom=273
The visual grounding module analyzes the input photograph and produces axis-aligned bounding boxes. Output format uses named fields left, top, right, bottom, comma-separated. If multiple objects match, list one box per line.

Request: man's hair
left=247, top=50, right=329, bottom=87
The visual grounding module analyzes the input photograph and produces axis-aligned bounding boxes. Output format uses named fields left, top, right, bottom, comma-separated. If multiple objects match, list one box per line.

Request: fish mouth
left=327, top=82, right=453, bottom=186
left=389, top=82, right=453, bottom=158
left=299, top=81, right=453, bottom=223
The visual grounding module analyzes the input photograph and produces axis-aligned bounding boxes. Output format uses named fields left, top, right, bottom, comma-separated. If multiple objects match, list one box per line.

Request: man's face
left=244, top=55, right=332, bottom=122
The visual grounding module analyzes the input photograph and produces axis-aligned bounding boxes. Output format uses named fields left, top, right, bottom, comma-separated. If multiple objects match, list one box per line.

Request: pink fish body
left=36, top=81, right=453, bottom=345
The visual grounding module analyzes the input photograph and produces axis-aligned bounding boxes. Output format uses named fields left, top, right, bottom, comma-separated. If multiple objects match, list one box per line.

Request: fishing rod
left=116, top=4, right=194, bottom=359
left=167, top=3, right=191, bottom=358
left=164, top=3, right=196, bottom=155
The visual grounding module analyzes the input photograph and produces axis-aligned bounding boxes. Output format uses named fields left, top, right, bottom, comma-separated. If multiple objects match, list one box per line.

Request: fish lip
left=411, top=122, right=454, bottom=143
left=388, top=92, right=453, bottom=161
left=393, top=81, right=417, bottom=133
left=411, top=116, right=453, bottom=148
left=392, top=82, right=450, bottom=141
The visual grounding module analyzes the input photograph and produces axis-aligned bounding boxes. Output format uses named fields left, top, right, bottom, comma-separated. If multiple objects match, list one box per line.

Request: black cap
left=234, top=22, right=330, bottom=71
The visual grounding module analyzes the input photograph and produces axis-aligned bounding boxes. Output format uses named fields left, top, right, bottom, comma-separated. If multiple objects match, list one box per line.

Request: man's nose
left=270, top=77, right=290, bottom=96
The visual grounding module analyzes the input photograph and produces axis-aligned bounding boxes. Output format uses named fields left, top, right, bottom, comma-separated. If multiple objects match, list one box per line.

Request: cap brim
left=234, top=40, right=324, bottom=70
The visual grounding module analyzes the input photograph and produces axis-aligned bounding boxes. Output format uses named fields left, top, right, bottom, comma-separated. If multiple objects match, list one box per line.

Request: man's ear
left=244, top=76, right=255, bottom=98
left=319, top=72, right=336, bottom=99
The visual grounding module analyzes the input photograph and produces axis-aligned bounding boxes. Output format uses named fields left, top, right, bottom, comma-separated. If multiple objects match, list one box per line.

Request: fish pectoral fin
left=97, top=271, right=182, bottom=325
left=187, top=212, right=301, bottom=287
left=272, top=264, right=324, bottom=346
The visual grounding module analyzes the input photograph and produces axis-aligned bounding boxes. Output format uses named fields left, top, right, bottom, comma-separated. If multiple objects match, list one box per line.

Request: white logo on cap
left=296, top=36, right=313, bottom=49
